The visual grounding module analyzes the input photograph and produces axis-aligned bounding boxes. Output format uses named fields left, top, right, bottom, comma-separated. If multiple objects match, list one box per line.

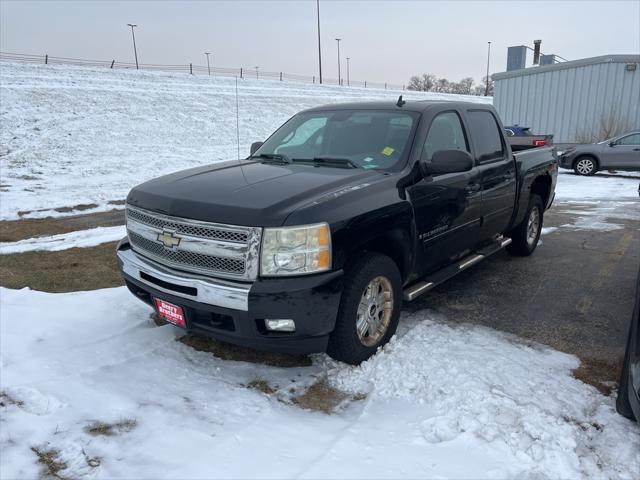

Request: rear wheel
left=507, top=194, right=543, bottom=256
left=574, top=156, right=598, bottom=176
left=327, top=252, right=402, bottom=364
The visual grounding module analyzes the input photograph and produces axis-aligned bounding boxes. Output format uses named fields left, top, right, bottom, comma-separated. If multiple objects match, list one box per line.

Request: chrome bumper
left=117, top=248, right=251, bottom=311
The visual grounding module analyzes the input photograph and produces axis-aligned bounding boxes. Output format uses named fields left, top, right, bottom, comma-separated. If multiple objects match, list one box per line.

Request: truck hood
left=126, top=160, right=383, bottom=227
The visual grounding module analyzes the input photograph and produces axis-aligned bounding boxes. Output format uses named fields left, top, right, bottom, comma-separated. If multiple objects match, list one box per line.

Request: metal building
left=492, top=54, right=640, bottom=143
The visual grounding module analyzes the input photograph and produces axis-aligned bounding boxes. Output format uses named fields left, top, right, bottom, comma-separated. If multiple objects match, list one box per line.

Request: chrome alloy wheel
left=576, top=158, right=595, bottom=175
left=527, top=207, right=541, bottom=247
left=356, top=276, right=394, bottom=347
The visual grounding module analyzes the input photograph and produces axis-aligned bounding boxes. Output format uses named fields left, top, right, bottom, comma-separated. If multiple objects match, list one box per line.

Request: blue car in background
left=505, top=125, right=554, bottom=151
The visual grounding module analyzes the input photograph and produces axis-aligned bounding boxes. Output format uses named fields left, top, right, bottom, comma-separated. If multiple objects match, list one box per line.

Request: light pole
left=346, top=57, right=350, bottom=86
left=127, top=23, right=139, bottom=70
left=485, top=41, right=491, bottom=96
left=316, top=0, right=322, bottom=84
left=204, top=52, right=212, bottom=76
left=255, top=66, right=259, bottom=79
left=335, top=38, right=341, bottom=85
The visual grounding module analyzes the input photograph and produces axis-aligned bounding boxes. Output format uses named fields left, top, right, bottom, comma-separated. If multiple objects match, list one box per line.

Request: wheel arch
left=345, top=228, right=414, bottom=285
left=530, top=173, right=553, bottom=208
left=572, top=153, right=600, bottom=170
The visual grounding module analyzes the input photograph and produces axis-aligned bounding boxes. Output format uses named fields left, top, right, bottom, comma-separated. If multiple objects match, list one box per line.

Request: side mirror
left=250, top=141, right=264, bottom=156
left=609, top=141, right=616, bottom=147
left=420, top=150, right=474, bottom=176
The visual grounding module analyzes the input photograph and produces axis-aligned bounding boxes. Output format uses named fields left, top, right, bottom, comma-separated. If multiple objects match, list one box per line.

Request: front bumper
left=117, top=243, right=343, bottom=354
left=558, top=153, right=575, bottom=169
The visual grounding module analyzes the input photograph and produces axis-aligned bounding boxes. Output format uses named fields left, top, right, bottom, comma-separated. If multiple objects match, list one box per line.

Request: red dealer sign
left=154, top=298, right=186, bottom=328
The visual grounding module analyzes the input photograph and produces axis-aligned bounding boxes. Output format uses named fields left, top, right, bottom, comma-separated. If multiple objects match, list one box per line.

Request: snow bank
left=0, top=62, right=489, bottom=220
left=555, top=171, right=639, bottom=202
left=1, top=287, right=637, bottom=479
left=0, top=225, right=125, bottom=254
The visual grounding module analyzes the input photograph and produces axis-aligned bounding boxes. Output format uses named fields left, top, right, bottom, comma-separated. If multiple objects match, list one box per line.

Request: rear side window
left=467, top=110, right=504, bottom=162
left=422, top=112, right=469, bottom=161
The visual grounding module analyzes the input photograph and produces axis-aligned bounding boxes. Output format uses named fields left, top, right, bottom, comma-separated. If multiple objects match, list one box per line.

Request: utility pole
left=316, top=0, right=322, bottom=84
left=346, top=57, right=350, bottom=86
left=204, top=52, right=212, bottom=76
left=335, top=38, right=341, bottom=85
left=127, top=24, right=139, bottom=70
left=255, top=66, right=259, bottom=79
left=485, top=41, right=491, bottom=96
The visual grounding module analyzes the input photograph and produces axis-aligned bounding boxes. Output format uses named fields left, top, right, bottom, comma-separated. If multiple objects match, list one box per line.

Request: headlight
left=260, top=223, right=331, bottom=276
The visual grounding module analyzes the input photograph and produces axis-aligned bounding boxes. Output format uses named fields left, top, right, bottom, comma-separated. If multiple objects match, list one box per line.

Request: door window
left=616, top=134, right=640, bottom=146
left=422, top=112, right=469, bottom=161
left=467, top=110, right=505, bottom=162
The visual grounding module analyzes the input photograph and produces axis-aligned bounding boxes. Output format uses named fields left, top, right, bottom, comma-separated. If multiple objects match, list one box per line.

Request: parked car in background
left=504, top=125, right=554, bottom=151
left=617, top=266, right=640, bottom=422
left=559, top=131, right=640, bottom=175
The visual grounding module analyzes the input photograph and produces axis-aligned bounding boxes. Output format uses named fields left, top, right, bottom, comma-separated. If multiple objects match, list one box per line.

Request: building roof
left=492, top=54, right=640, bottom=81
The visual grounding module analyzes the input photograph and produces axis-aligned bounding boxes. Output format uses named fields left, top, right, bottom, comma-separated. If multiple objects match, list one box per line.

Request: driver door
left=407, top=110, right=482, bottom=274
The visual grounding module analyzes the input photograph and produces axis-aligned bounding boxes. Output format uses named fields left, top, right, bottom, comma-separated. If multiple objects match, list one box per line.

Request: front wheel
left=574, top=156, right=598, bottom=176
left=327, top=252, right=402, bottom=365
left=507, top=194, right=543, bottom=256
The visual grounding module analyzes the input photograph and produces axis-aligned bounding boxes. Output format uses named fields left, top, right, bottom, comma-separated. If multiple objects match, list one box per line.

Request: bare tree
left=575, top=106, right=633, bottom=143
left=407, top=73, right=437, bottom=92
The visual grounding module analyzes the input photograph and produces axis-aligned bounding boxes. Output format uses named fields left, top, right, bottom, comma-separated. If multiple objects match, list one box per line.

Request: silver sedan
left=559, top=131, right=640, bottom=175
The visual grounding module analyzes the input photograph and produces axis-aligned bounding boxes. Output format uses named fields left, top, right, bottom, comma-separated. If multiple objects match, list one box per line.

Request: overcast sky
left=1, top=0, right=639, bottom=85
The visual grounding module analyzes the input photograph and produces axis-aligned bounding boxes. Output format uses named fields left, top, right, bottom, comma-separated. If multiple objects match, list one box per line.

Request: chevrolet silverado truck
left=117, top=99, right=558, bottom=364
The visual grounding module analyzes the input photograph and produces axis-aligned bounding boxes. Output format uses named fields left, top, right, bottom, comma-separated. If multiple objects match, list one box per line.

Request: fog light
left=265, top=319, right=296, bottom=332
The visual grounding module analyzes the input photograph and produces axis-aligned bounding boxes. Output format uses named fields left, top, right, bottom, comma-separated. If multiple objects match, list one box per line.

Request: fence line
left=0, top=51, right=406, bottom=91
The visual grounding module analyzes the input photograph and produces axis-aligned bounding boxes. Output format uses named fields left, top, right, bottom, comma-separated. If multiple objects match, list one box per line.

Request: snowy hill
left=0, top=62, right=490, bottom=220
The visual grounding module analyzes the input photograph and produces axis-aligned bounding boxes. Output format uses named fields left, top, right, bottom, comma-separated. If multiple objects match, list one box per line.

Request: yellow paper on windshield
left=382, top=146, right=395, bottom=156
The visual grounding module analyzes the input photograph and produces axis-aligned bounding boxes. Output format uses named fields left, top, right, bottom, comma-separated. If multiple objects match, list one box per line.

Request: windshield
left=253, top=110, right=419, bottom=170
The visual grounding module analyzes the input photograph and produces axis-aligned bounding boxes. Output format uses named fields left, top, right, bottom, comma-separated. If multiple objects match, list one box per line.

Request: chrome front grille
left=125, top=205, right=261, bottom=281
left=126, top=207, right=248, bottom=243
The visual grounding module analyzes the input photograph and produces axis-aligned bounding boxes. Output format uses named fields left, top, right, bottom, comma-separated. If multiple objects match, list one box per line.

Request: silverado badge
left=157, top=229, right=181, bottom=249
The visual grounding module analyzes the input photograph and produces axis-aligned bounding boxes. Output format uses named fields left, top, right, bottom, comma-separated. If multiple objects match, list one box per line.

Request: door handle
left=465, top=183, right=481, bottom=193
left=633, top=148, right=640, bottom=151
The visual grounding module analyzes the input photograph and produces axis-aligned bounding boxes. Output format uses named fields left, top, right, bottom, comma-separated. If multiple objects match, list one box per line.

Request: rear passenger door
left=466, top=109, right=517, bottom=239
left=408, top=110, right=483, bottom=273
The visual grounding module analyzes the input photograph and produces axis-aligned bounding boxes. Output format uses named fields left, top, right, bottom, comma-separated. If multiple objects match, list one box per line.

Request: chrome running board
left=403, top=235, right=512, bottom=302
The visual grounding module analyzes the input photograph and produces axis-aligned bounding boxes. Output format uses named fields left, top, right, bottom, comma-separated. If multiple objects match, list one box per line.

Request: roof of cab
left=301, top=100, right=493, bottom=114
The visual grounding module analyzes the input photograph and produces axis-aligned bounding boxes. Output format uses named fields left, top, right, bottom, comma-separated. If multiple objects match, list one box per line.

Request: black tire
left=616, top=328, right=636, bottom=420
left=327, top=252, right=402, bottom=365
left=573, top=156, right=598, bottom=176
left=506, top=194, right=543, bottom=256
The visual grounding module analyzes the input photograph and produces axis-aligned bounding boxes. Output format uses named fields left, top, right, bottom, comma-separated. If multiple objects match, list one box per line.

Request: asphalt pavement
left=405, top=196, right=639, bottom=387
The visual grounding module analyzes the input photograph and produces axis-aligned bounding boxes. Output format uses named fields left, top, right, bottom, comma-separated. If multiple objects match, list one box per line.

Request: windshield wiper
left=249, top=153, right=291, bottom=164
left=292, top=157, right=361, bottom=169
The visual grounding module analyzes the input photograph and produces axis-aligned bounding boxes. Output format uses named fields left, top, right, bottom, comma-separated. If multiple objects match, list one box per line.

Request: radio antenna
left=235, top=76, right=241, bottom=161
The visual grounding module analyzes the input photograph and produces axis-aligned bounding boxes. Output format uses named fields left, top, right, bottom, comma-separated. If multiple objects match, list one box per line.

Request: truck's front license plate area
left=153, top=298, right=186, bottom=328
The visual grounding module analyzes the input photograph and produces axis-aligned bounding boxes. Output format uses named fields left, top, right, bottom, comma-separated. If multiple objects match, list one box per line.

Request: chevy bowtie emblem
left=157, top=229, right=181, bottom=249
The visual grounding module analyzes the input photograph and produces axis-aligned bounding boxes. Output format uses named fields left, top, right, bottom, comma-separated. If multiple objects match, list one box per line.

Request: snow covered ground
left=2, top=62, right=639, bottom=479
left=0, top=62, right=489, bottom=220
left=0, top=225, right=125, bottom=254
left=1, top=287, right=638, bottom=479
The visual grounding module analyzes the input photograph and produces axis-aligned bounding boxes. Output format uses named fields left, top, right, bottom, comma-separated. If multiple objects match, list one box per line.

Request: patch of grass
left=179, top=333, right=312, bottom=368
left=0, top=242, right=123, bottom=292
left=247, top=379, right=277, bottom=395
left=0, top=209, right=124, bottom=242
left=84, top=418, right=137, bottom=437
left=0, top=390, right=24, bottom=408
left=572, top=357, right=624, bottom=395
left=31, top=446, right=68, bottom=479
left=291, top=379, right=366, bottom=414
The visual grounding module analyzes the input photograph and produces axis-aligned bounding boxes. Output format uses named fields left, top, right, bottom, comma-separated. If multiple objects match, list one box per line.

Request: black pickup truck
left=118, top=99, right=557, bottom=364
